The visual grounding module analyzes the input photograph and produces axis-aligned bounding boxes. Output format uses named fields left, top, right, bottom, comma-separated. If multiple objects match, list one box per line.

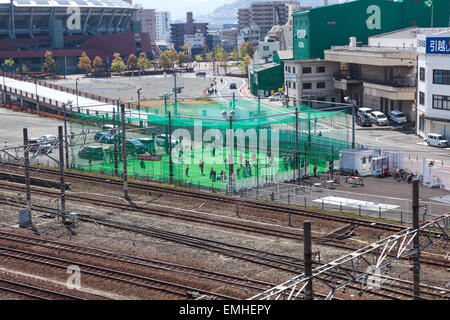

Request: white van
left=426, top=133, right=449, bottom=148
left=357, top=107, right=372, bottom=116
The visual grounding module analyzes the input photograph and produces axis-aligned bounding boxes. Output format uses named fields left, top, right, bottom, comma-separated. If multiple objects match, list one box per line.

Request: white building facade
left=284, top=59, right=340, bottom=106
left=416, top=33, right=450, bottom=140
left=155, top=11, right=171, bottom=42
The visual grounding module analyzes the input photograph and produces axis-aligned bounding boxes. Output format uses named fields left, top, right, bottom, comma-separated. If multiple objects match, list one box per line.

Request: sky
left=133, top=0, right=230, bottom=21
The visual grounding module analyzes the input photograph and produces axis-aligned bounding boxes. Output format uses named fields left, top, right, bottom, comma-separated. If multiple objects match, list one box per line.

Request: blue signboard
left=426, top=37, right=450, bottom=54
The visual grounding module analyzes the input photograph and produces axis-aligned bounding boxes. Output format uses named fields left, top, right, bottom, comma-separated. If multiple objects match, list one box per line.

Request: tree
left=239, top=42, right=247, bottom=59
left=77, top=52, right=92, bottom=74
left=232, top=47, right=240, bottom=61
left=219, top=51, right=229, bottom=74
left=127, top=53, right=138, bottom=70
left=202, top=45, right=210, bottom=60
left=110, top=53, right=125, bottom=72
left=21, top=63, right=27, bottom=74
left=137, top=52, right=151, bottom=71
left=43, top=51, right=58, bottom=74
left=239, top=56, right=251, bottom=74
left=166, top=47, right=177, bottom=65
left=158, top=52, right=171, bottom=69
left=4, top=58, right=14, bottom=68
left=194, top=54, right=203, bottom=63
left=246, top=42, right=255, bottom=58
left=181, top=44, right=192, bottom=63
left=176, top=51, right=187, bottom=67
left=92, top=56, right=104, bottom=73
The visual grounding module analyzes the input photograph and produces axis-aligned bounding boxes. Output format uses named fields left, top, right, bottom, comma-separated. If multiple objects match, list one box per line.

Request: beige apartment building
left=324, top=33, right=417, bottom=121
left=284, top=59, right=340, bottom=106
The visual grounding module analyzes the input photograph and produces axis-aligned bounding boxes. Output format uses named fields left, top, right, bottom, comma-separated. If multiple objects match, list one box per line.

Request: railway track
left=0, top=278, right=88, bottom=300
left=0, top=179, right=448, bottom=268
left=0, top=244, right=239, bottom=300
left=2, top=199, right=449, bottom=300
left=0, top=163, right=413, bottom=233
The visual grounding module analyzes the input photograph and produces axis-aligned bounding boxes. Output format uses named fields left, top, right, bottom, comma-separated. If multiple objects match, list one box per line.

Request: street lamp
left=222, top=110, right=236, bottom=194
left=1, top=63, right=5, bottom=103
left=137, top=87, right=142, bottom=127
left=344, top=96, right=357, bottom=149
left=75, top=78, right=79, bottom=110
left=63, top=99, right=72, bottom=169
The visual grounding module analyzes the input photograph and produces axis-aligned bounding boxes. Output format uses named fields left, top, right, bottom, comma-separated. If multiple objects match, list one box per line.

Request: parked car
left=369, top=111, right=389, bottom=126
left=229, top=82, right=237, bottom=89
left=156, top=134, right=178, bottom=147
left=78, top=146, right=104, bottom=161
left=195, top=72, right=206, bottom=78
left=425, top=133, right=449, bottom=148
left=125, top=139, right=147, bottom=155
left=357, top=107, right=373, bottom=117
left=94, top=132, right=115, bottom=144
left=268, top=92, right=284, bottom=101
left=356, top=114, right=372, bottom=127
left=40, top=135, right=58, bottom=144
left=389, top=110, right=407, bottom=124
left=27, top=138, right=52, bottom=154
left=101, top=124, right=114, bottom=132
left=138, top=138, right=156, bottom=154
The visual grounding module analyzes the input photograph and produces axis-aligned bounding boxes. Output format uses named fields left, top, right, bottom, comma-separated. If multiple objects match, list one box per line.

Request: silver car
left=369, top=111, right=389, bottom=126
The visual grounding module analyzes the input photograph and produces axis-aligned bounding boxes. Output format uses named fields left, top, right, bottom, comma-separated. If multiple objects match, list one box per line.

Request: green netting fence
left=69, top=99, right=351, bottom=191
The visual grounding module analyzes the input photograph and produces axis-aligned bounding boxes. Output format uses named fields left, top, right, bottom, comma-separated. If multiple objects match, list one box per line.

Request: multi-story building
left=221, top=29, right=238, bottom=52
left=238, top=1, right=293, bottom=41
left=325, top=29, right=420, bottom=121
left=239, top=25, right=260, bottom=47
left=293, top=0, right=449, bottom=60
left=0, top=0, right=155, bottom=74
left=170, top=12, right=208, bottom=53
left=238, top=8, right=250, bottom=30
left=155, top=11, right=171, bottom=42
left=133, top=7, right=157, bottom=43
left=416, top=30, right=450, bottom=140
left=284, top=59, right=340, bottom=106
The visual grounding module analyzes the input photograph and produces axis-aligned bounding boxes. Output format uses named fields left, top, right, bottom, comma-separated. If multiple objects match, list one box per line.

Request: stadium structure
left=0, top=0, right=159, bottom=73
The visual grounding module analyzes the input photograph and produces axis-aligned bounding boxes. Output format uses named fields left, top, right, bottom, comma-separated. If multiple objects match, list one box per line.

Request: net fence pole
left=121, top=103, right=129, bottom=200
left=295, top=107, right=299, bottom=184
left=168, top=111, right=173, bottom=184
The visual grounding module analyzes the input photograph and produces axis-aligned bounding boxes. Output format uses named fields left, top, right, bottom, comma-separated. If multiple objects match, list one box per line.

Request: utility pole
left=58, top=126, right=66, bottom=224
left=137, top=88, right=142, bottom=127
left=112, top=106, right=118, bottom=175
left=173, top=67, right=177, bottom=105
left=295, top=107, right=299, bottom=183
left=168, top=111, right=173, bottom=184
left=229, top=116, right=234, bottom=194
left=120, top=103, right=129, bottom=200
left=304, top=221, right=313, bottom=300
left=351, top=100, right=356, bottom=149
left=412, top=179, right=420, bottom=300
left=75, top=78, right=79, bottom=110
left=23, top=128, right=31, bottom=224
left=63, top=103, right=69, bottom=169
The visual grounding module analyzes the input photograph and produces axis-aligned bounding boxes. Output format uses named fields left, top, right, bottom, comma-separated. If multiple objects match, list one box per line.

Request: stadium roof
left=0, top=0, right=133, bottom=8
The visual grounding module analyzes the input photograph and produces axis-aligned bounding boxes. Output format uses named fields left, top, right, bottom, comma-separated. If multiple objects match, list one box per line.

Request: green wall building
left=293, top=0, right=450, bottom=60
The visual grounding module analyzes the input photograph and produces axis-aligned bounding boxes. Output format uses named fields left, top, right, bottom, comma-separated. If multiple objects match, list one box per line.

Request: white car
left=369, top=111, right=389, bottom=126
left=357, top=107, right=372, bottom=117
left=155, top=134, right=178, bottom=147
left=40, top=135, right=58, bottom=144
left=268, top=92, right=284, bottom=101
left=389, top=110, right=407, bottom=124
left=425, top=133, right=448, bottom=148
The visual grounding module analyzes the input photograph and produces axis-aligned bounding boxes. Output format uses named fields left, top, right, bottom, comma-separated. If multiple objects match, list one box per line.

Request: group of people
left=209, top=168, right=226, bottom=182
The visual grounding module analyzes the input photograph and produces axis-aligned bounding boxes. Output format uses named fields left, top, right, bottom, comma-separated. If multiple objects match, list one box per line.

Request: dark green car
left=138, top=138, right=156, bottom=154
left=78, top=146, right=104, bottom=161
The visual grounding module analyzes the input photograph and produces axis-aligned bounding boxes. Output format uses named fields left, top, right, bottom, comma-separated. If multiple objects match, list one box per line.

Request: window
left=287, top=66, right=291, bottom=73
left=316, top=82, right=326, bottom=89
left=419, top=91, right=425, bottom=105
left=288, top=82, right=291, bottom=88
left=420, top=67, right=425, bottom=82
left=302, top=67, right=311, bottom=74
left=292, top=67, right=296, bottom=74
left=293, top=82, right=296, bottom=89
left=263, top=46, right=269, bottom=51
left=433, top=69, right=450, bottom=85
left=432, top=94, right=450, bottom=110
left=317, top=66, right=325, bottom=73
left=303, top=82, right=312, bottom=90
